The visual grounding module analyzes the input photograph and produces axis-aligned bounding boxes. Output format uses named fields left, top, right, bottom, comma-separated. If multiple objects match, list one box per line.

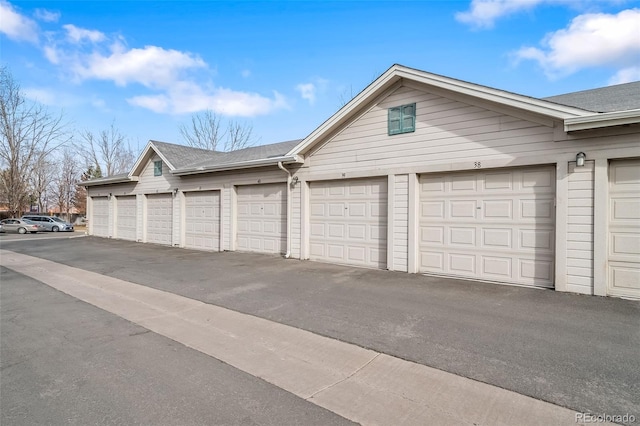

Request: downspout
left=277, top=161, right=292, bottom=259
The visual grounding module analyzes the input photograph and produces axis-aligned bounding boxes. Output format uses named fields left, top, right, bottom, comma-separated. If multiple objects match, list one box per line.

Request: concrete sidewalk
left=1, top=249, right=589, bottom=425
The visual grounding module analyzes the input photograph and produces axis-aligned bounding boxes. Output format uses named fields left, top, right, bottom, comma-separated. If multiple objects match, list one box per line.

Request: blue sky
left=2, top=0, right=640, bottom=152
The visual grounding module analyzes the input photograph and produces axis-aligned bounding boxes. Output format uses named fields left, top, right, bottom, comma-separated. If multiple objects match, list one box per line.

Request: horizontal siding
left=566, top=161, right=594, bottom=294
left=302, top=85, right=638, bottom=177
left=393, top=175, right=409, bottom=272
left=134, top=155, right=181, bottom=194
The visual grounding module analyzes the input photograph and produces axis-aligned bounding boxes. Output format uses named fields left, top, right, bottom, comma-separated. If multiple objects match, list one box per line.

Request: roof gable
left=288, top=64, right=595, bottom=157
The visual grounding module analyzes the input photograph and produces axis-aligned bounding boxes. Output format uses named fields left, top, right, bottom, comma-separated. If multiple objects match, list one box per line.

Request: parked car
left=21, top=215, right=74, bottom=232
left=0, top=218, right=41, bottom=234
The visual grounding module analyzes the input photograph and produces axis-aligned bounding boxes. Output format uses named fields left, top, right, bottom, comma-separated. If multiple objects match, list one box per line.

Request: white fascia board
left=288, top=64, right=590, bottom=157
left=287, top=66, right=402, bottom=156
left=564, top=109, right=640, bottom=132
left=395, top=67, right=589, bottom=118
left=172, top=155, right=303, bottom=176
left=128, top=141, right=176, bottom=178
left=80, top=176, right=139, bottom=187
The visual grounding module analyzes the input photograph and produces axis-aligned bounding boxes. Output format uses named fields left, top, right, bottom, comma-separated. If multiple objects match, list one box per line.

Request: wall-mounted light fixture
left=108, top=193, right=112, bottom=200
left=173, top=188, right=179, bottom=195
left=291, top=176, right=299, bottom=185
left=576, top=152, right=586, bottom=167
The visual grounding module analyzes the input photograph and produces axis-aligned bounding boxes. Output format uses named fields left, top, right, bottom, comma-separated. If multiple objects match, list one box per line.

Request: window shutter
left=388, top=107, right=402, bottom=135
left=402, top=104, right=415, bottom=132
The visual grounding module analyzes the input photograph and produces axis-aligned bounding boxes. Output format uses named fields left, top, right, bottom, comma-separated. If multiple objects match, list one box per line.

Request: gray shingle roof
left=186, top=140, right=302, bottom=169
left=542, top=81, right=640, bottom=113
left=146, top=139, right=302, bottom=173
left=150, top=140, right=226, bottom=169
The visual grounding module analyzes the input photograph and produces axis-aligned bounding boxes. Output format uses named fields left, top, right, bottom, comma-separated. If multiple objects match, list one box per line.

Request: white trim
left=565, top=109, right=640, bottom=132
left=407, top=173, right=419, bottom=274
left=593, top=158, right=609, bottom=296
left=387, top=174, right=395, bottom=270
left=173, top=155, right=303, bottom=176
left=554, top=161, right=569, bottom=292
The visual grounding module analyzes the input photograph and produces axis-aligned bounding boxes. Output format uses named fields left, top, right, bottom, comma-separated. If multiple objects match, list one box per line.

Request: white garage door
left=116, top=196, right=137, bottom=241
left=419, top=166, right=555, bottom=288
left=91, top=196, right=109, bottom=237
left=146, top=194, right=173, bottom=245
left=236, top=184, right=286, bottom=254
left=185, top=191, right=220, bottom=251
left=309, top=178, right=387, bottom=269
left=608, top=159, right=640, bottom=299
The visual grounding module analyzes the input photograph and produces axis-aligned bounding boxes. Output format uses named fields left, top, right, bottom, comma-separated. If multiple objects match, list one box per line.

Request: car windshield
left=51, top=217, right=65, bottom=223
left=23, top=219, right=36, bottom=224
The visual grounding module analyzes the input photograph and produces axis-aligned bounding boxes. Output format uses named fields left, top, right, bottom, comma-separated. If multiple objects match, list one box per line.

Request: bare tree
left=52, top=148, right=78, bottom=221
left=76, top=121, right=136, bottom=177
left=0, top=66, right=71, bottom=217
left=30, top=152, right=56, bottom=213
left=179, top=110, right=255, bottom=152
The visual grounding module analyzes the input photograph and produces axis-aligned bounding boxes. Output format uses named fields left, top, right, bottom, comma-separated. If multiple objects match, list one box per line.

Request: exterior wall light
left=576, top=152, right=586, bottom=167
left=291, top=176, right=299, bottom=185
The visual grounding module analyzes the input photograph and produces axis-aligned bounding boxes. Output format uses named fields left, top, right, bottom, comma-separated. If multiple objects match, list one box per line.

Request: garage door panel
left=482, top=256, right=512, bottom=278
left=185, top=191, right=220, bottom=252
left=116, top=196, right=137, bottom=241
left=146, top=194, right=172, bottom=246
left=92, top=197, right=109, bottom=237
left=609, top=159, right=640, bottom=297
left=419, top=166, right=555, bottom=288
left=310, top=177, right=387, bottom=269
left=236, top=184, right=286, bottom=255
left=482, top=228, right=511, bottom=248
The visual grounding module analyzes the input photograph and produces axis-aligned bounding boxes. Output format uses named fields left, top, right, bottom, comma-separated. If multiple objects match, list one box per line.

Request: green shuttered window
left=154, top=160, right=162, bottom=176
left=388, top=103, right=416, bottom=135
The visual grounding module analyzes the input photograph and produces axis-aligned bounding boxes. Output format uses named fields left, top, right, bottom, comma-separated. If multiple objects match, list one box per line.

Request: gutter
left=173, top=155, right=303, bottom=176
left=277, top=161, right=292, bottom=259
left=564, top=109, right=640, bottom=132
left=79, top=176, right=138, bottom=187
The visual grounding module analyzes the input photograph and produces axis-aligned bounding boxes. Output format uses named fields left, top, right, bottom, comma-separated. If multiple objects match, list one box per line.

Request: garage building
left=82, top=65, right=640, bottom=299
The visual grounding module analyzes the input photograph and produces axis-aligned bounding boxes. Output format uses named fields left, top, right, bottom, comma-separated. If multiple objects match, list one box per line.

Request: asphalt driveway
left=2, top=236, right=639, bottom=420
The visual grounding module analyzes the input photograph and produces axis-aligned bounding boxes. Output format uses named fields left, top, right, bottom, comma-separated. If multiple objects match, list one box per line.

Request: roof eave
left=79, top=176, right=139, bottom=187
left=172, top=155, right=304, bottom=176
left=564, top=109, right=640, bottom=132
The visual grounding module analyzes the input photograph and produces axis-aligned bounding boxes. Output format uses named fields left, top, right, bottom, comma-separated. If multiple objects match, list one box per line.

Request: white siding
left=393, top=175, right=409, bottom=272
left=300, top=85, right=639, bottom=178
left=291, top=182, right=302, bottom=258
left=566, top=161, right=594, bottom=294
left=134, top=155, right=180, bottom=194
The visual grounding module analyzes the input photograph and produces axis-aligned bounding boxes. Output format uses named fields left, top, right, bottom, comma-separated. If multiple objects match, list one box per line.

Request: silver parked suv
left=21, top=215, right=74, bottom=232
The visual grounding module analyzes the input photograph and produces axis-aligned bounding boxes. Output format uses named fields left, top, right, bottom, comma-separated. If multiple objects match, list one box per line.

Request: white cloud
left=514, top=9, right=640, bottom=79
left=63, top=24, right=105, bottom=44
left=608, top=66, right=640, bottom=85
left=455, top=0, right=622, bottom=29
left=2, top=0, right=288, bottom=118
left=63, top=40, right=206, bottom=88
left=0, top=0, right=39, bottom=43
left=296, top=83, right=317, bottom=104
left=128, top=81, right=289, bottom=116
left=296, top=78, right=329, bottom=105
left=34, top=8, right=60, bottom=23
